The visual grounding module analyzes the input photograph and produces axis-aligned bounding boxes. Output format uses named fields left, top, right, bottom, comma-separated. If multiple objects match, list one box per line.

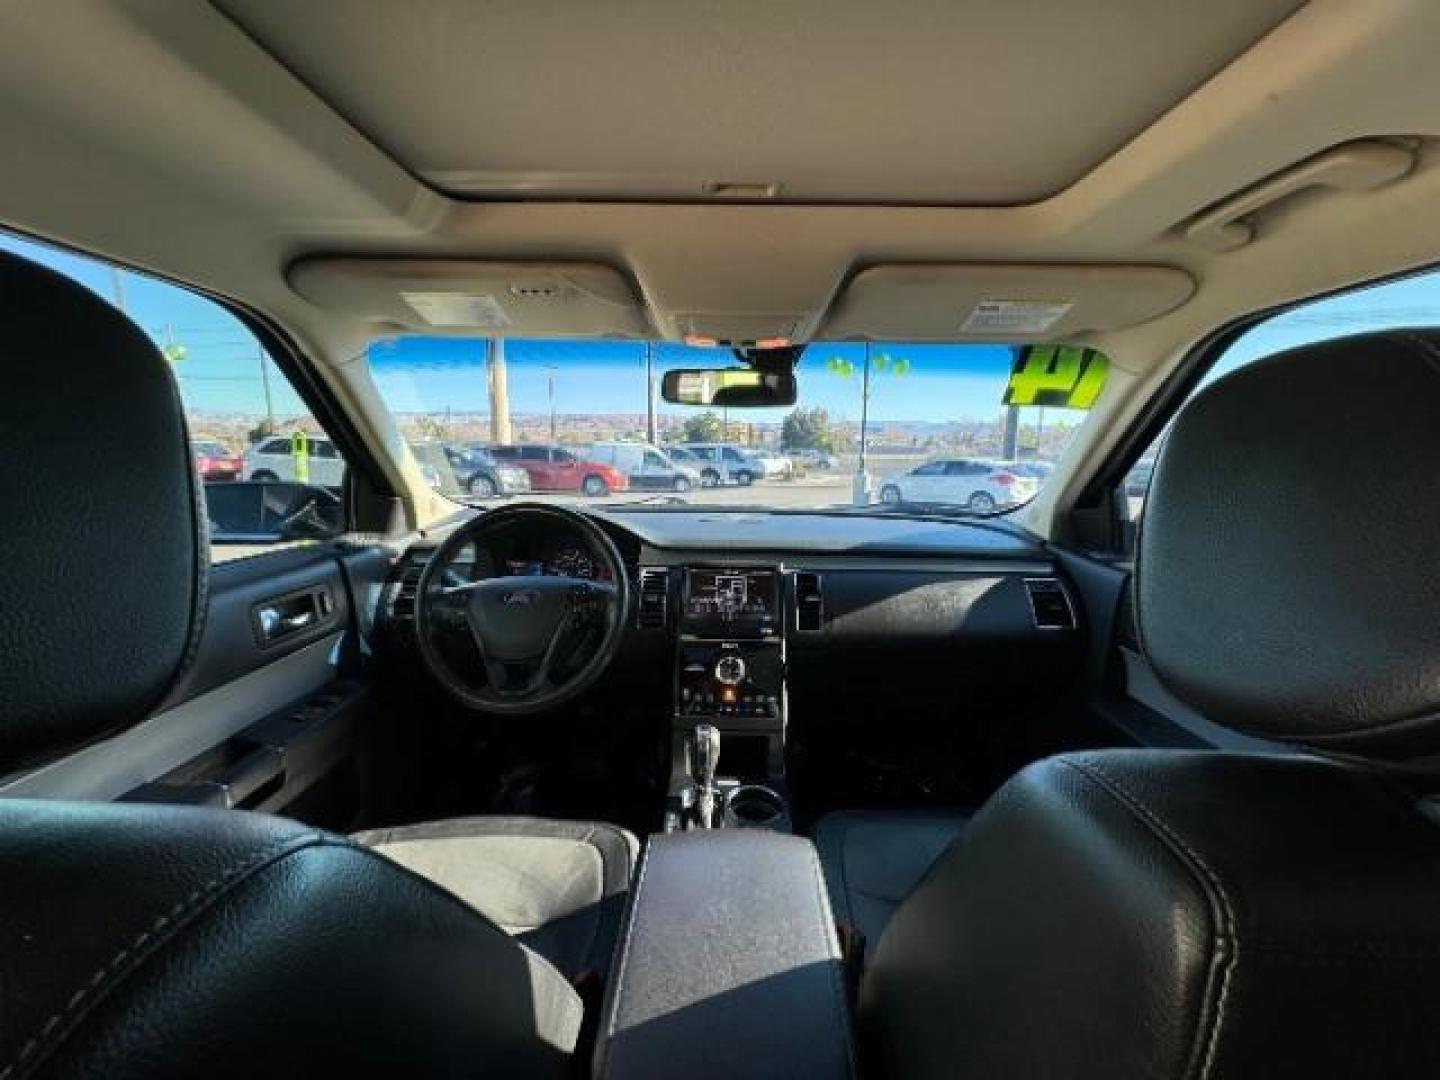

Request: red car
left=191, top=438, right=243, bottom=482
left=487, top=444, right=629, bottom=496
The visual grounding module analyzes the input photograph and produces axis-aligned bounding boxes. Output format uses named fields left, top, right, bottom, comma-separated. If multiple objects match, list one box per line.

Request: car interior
left=7, top=2, right=1440, bottom=1078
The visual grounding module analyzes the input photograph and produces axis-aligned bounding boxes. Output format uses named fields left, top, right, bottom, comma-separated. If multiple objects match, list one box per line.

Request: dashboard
left=384, top=508, right=1085, bottom=721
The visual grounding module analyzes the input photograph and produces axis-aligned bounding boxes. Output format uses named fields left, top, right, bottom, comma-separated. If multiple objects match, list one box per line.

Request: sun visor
left=287, top=258, right=653, bottom=338
left=820, top=264, right=1195, bottom=342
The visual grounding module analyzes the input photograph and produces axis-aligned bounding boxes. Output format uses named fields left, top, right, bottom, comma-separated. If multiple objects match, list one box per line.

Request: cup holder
left=724, top=784, right=787, bottom=829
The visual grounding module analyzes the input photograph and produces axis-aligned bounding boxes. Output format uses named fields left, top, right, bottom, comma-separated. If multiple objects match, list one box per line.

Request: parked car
left=486, top=444, right=629, bottom=495
left=1006, top=460, right=1055, bottom=481
left=587, top=441, right=700, bottom=493
left=878, top=458, right=1039, bottom=512
left=447, top=444, right=531, bottom=498
left=243, top=434, right=345, bottom=487
left=786, top=447, right=839, bottom=470
left=191, top=438, right=242, bottom=482
left=679, top=443, right=765, bottom=487
left=752, top=450, right=794, bottom=479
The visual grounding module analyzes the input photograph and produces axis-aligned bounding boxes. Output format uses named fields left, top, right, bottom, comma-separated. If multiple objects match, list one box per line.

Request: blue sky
left=368, top=337, right=1019, bottom=423
left=0, top=232, right=308, bottom=416
left=7, top=228, right=1440, bottom=420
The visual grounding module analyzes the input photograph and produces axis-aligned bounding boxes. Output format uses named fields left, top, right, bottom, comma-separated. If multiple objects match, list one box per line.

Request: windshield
left=369, top=339, right=1099, bottom=516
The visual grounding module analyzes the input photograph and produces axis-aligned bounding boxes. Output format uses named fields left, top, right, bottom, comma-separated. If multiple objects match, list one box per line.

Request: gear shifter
left=690, top=724, right=721, bottom=828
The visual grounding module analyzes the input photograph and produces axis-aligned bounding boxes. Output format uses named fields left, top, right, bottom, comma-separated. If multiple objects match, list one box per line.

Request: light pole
left=487, top=340, right=512, bottom=444
left=852, top=343, right=874, bottom=505
left=645, top=343, right=657, bottom=444
left=258, top=347, right=275, bottom=434
left=108, top=266, right=128, bottom=313
left=545, top=364, right=558, bottom=444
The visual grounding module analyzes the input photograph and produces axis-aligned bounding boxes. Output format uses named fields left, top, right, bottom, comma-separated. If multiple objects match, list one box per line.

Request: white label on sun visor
left=960, top=299, right=1073, bottom=334
left=401, top=291, right=512, bottom=329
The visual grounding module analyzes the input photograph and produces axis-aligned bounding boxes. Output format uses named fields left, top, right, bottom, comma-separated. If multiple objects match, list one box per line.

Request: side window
left=554, top=449, right=576, bottom=465
left=0, top=232, right=348, bottom=559
left=723, top=448, right=743, bottom=462
left=1124, top=268, right=1440, bottom=527
left=913, top=462, right=946, bottom=476
left=521, top=446, right=548, bottom=461
left=644, top=451, right=666, bottom=468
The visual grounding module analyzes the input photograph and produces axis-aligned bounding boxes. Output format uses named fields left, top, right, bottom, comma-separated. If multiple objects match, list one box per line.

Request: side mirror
left=204, top=481, right=344, bottom=543
left=661, top=367, right=797, bottom=408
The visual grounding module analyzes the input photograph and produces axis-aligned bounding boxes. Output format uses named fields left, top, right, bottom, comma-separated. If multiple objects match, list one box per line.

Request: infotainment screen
left=682, top=569, right=780, bottom=637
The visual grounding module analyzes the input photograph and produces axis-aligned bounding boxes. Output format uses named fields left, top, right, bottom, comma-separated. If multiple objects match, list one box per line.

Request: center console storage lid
left=595, top=831, right=857, bottom=1079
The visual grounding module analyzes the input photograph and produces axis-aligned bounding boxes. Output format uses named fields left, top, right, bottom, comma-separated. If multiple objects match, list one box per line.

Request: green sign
left=1004, top=345, right=1108, bottom=409
left=290, top=430, right=310, bottom=484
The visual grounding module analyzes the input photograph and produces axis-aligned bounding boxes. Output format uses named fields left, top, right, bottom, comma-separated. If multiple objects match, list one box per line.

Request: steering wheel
left=413, top=503, right=632, bottom=715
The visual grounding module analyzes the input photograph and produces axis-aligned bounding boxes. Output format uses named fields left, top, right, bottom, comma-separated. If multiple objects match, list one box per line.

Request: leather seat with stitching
left=858, top=331, right=1440, bottom=1079
left=0, top=249, right=630, bottom=1078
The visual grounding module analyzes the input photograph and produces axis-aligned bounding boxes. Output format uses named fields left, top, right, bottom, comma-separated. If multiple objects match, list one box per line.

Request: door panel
left=0, top=543, right=401, bottom=830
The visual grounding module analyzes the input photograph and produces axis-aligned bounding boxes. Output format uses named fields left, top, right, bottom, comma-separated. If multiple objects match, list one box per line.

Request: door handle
left=253, top=586, right=332, bottom=646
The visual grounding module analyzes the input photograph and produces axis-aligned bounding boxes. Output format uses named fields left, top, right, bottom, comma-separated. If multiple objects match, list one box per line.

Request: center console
left=593, top=830, right=856, bottom=1080
left=599, top=568, right=856, bottom=1078
left=661, top=565, right=790, bottom=831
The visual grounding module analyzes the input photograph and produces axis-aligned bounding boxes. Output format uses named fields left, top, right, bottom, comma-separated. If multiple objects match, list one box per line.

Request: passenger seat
left=813, top=809, right=969, bottom=959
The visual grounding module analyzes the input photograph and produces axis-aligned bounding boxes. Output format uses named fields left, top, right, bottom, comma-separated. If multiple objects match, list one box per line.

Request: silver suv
left=678, top=443, right=764, bottom=487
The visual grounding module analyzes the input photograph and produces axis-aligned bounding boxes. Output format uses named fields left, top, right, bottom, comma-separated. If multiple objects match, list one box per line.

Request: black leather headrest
left=1138, top=330, right=1440, bottom=759
left=0, top=251, right=206, bottom=770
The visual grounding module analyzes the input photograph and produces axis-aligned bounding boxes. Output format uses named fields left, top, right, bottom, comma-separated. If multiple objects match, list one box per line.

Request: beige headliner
left=3, top=0, right=1440, bottom=534
left=213, top=0, right=1302, bottom=206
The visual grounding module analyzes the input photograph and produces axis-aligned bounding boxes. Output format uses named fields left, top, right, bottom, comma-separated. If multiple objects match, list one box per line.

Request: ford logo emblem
left=501, top=590, right=540, bottom=607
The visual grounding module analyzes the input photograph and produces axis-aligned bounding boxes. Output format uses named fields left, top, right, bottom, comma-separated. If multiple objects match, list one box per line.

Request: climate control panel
left=677, top=640, right=784, bottom=722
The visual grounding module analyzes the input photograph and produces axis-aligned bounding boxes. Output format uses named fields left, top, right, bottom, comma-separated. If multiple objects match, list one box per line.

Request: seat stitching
left=1062, top=759, right=1237, bottom=1080
left=804, top=840, right=860, bottom=1080
left=0, top=832, right=329, bottom=1080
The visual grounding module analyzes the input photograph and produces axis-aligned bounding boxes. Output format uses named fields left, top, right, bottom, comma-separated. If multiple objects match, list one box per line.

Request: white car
left=752, top=451, right=794, bottom=479
left=786, top=448, right=839, bottom=470
left=243, top=435, right=345, bottom=487
left=878, top=458, right=1039, bottom=513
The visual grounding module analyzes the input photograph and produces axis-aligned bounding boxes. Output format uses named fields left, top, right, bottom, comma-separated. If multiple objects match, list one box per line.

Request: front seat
left=857, top=331, right=1440, bottom=1078
left=0, top=250, right=626, bottom=1077
left=812, top=809, right=969, bottom=961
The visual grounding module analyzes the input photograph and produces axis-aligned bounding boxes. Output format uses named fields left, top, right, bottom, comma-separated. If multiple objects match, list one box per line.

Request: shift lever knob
left=691, top=725, right=721, bottom=828
left=692, top=724, right=721, bottom=790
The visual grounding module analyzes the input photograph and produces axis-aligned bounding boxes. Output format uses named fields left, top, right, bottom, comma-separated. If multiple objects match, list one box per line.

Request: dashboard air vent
left=391, top=557, right=427, bottom=617
left=1024, top=578, right=1075, bottom=630
left=793, top=571, right=824, bottom=632
left=637, top=568, right=669, bottom=629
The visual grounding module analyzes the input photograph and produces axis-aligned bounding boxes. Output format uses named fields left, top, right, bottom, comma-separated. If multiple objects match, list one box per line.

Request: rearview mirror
left=661, top=367, right=797, bottom=408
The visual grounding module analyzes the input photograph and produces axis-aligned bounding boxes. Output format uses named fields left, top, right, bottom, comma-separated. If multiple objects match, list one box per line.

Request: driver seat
left=0, top=249, right=635, bottom=1076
